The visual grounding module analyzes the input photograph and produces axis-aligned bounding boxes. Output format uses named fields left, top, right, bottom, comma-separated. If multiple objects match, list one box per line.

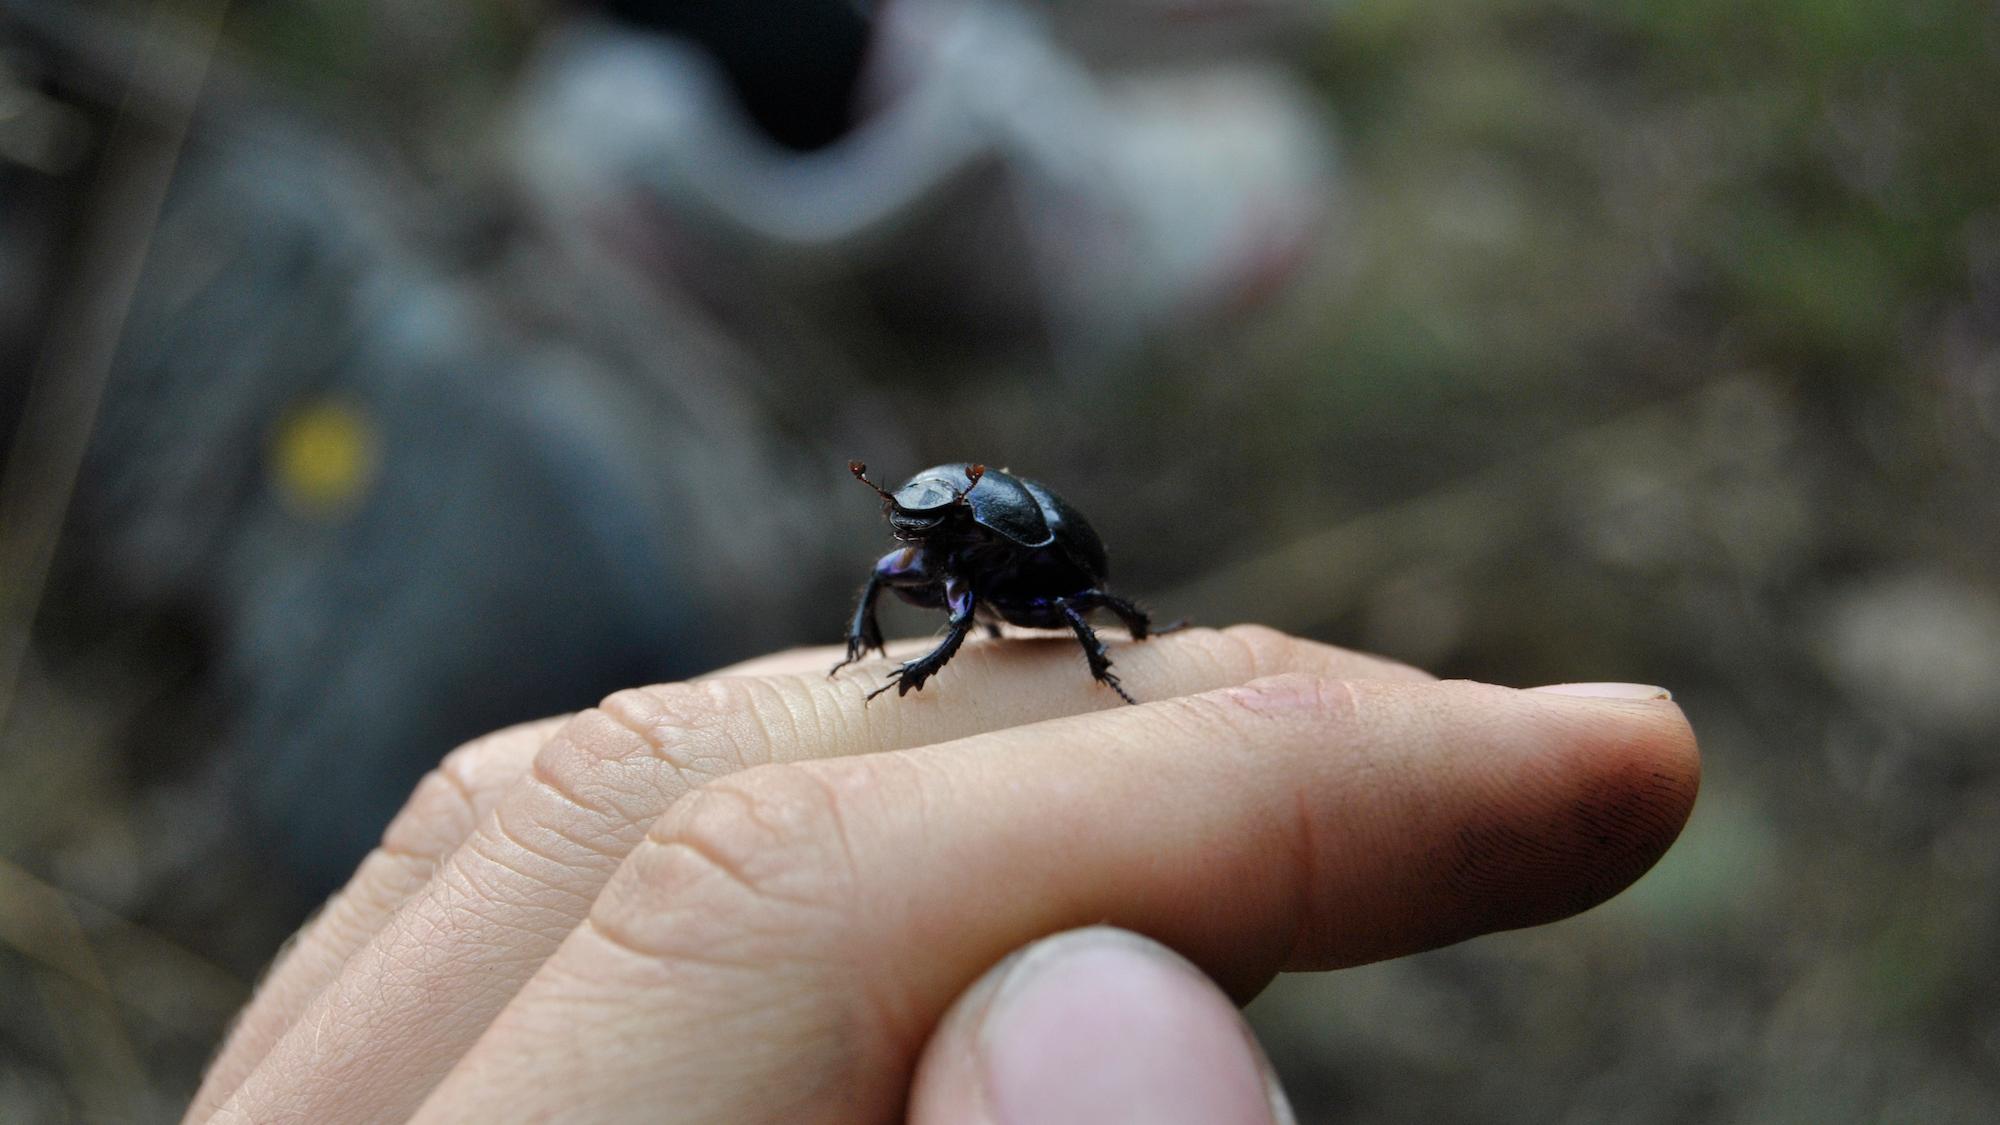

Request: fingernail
left=1528, top=682, right=1674, bottom=701
left=978, top=931, right=1288, bottom=1125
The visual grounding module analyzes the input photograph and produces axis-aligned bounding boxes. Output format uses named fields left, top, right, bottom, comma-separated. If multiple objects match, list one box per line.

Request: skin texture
left=186, top=627, right=1698, bottom=1124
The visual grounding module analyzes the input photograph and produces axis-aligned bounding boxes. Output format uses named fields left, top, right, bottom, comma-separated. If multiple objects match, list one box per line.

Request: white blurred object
left=1818, top=573, right=2000, bottom=742
left=510, top=0, right=1336, bottom=366
left=1025, top=0, right=1330, bottom=62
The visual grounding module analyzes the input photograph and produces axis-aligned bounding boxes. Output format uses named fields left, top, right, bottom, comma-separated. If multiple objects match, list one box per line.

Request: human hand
left=187, top=627, right=1698, bottom=1123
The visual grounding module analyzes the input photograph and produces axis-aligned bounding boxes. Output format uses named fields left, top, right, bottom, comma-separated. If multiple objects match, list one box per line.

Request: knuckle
left=723, top=675, right=818, bottom=766
left=1206, top=671, right=1365, bottom=728
left=379, top=717, right=567, bottom=864
left=604, top=681, right=739, bottom=769
left=1217, top=623, right=1303, bottom=674
left=379, top=767, right=480, bottom=858
left=600, top=764, right=860, bottom=957
left=533, top=680, right=751, bottom=815
left=592, top=758, right=937, bottom=1057
left=651, top=764, right=852, bottom=902
left=1220, top=621, right=1292, bottom=651
left=436, top=732, right=502, bottom=782
left=438, top=716, right=559, bottom=779
left=386, top=717, right=565, bottom=847
left=1217, top=623, right=1433, bottom=684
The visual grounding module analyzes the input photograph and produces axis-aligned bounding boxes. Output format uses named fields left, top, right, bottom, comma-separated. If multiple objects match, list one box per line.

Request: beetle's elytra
left=830, top=461, right=1172, bottom=702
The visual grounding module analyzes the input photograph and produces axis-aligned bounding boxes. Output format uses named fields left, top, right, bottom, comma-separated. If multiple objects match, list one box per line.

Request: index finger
left=415, top=675, right=1699, bottom=1123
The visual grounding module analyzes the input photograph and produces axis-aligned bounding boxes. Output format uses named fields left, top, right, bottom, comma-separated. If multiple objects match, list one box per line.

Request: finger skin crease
left=1219, top=624, right=1283, bottom=680
left=426, top=764, right=486, bottom=839
left=589, top=679, right=783, bottom=793
left=787, top=766, right=867, bottom=911
left=1331, top=676, right=1366, bottom=725
left=818, top=756, right=967, bottom=1050
left=376, top=776, right=477, bottom=860
left=524, top=749, right=619, bottom=819
left=639, top=780, right=848, bottom=919
left=731, top=676, right=808, bottom=768
left=421, top=881, right=576, bottom=957
left=493, top=794, right=628, bottom=867
left=452, top=831, right=598, bottom=912
left=593, top=686, right=721, bottom=785
left=787, top=761, right=935, bottom=1058
left=577, top=912, right=785, bottom=977
left=370, top=840, right=441, bottom=867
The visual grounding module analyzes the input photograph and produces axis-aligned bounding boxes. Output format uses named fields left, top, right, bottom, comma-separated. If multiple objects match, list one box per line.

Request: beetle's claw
left=1102, top=672, right=1137, bottom=705
left=864, top=660, right=934, bottom=702
left=830, top=636, right=889, bottom=679
left=865, top=665, right=908, bottom=702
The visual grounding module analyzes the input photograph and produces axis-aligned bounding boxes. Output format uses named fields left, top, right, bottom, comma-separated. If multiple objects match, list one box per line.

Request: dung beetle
left=830, top=461, right=1173, bottom=702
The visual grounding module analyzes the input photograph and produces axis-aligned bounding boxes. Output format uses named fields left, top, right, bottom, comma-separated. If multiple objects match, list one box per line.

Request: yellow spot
left=271, top=400, right=379, bottom=517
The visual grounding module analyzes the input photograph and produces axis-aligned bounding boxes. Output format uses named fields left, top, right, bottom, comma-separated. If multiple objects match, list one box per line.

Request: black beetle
left=830, top=461, right=1171, bottom=702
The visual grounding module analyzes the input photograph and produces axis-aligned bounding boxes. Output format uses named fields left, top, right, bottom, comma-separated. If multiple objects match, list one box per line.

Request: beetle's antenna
left=849, top=460, right=895, bottom=502
left=956, top=463, right=986, bottom=506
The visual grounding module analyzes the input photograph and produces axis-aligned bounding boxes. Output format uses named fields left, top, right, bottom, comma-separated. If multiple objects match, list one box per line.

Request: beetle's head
left=850, top=461, right=985, bottom=541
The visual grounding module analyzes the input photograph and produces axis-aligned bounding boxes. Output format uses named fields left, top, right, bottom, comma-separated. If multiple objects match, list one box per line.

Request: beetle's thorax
left=884, top=471, right=975, bottom=540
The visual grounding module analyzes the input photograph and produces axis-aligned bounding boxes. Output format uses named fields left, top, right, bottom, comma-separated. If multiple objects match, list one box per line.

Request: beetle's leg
left=1074, top=590, right=1184, bottom=640
left=829, top=574, right=886, bottom=677
left=1058, top=598, right=1137, bottom=704
left=868, top=576, right=976, bottom=700
left=831, top=548, right=927, bottom=676
left=983, top=623, right=1004, bottom=640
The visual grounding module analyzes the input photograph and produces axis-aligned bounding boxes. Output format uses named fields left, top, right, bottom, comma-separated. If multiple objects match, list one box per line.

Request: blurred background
left=3, top=0, right=1997, bottom=1120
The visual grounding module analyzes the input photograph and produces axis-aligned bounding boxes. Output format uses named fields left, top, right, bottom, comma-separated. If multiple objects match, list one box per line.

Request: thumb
left=909, top=927, right=1295, bottom=1125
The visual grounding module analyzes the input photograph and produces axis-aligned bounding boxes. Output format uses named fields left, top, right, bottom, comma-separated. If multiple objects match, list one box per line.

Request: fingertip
left=1517, top=681, right=1702, bottom=821
left=1245, top=677, right=1703, bottom=967
left=1434, top=682, right=1702, bottom=938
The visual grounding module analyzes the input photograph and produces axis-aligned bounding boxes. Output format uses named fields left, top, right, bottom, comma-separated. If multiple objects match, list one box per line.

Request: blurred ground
left=4, top=0, right=1999, bottom=1121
